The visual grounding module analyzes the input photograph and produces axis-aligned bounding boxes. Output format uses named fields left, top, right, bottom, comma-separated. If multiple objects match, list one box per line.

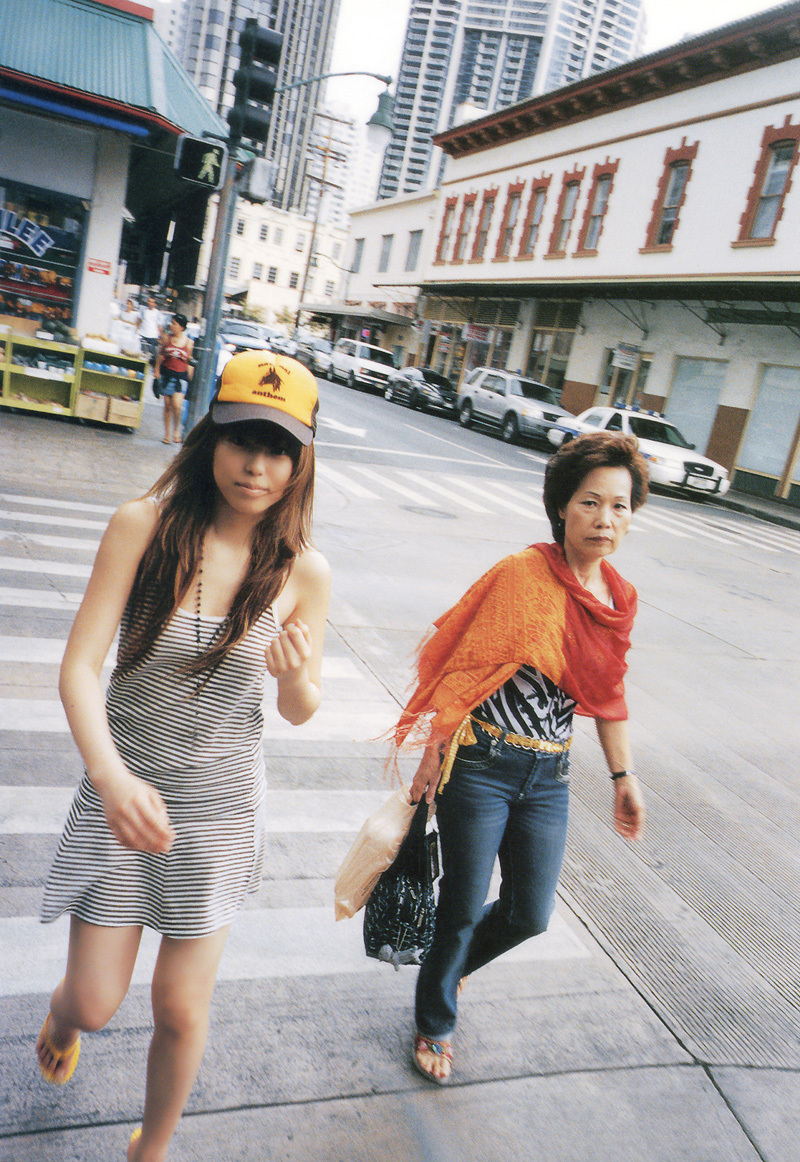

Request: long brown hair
left=119, top=414, right=315, bottom=676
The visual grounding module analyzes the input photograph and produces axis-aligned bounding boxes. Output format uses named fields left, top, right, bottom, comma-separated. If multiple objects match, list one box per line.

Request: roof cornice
left=435, top=2, right=800, bottom=158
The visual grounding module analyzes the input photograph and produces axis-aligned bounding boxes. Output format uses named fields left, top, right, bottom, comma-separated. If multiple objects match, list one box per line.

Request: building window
left=253, top=263, right=263, bottom=280
left=296, top=234, right=305, bottom=251
left=547, top=169, right=584, bottom=256
left=518, top=179, right=551, bottom=258
left=495, top=184, right=524, bottom=260
left=259, top=223, right=268, bottom=242
left=470, top=189, right=497, bottom=262
left=453, top=195, right=476, bottom=263
left=333, top=243, right=341, bottom=261
left=352, top=237, right=364, bottom=273
left=405, top=229, right=423, bottom=271
left=435, top=197, right=458, bottom=263
left=229, top=257, right=240, bottom=278
left=642, top=140, right=698, bottom=250
left=736, top=121, right=800, bottom=244
left=575, top=162, right=618, bottom=253
left=235, top=219, right=245, bottom=236
left=378, top=234, right=394, bottom=273
left=325, top=280, right=335, bottom=297
left=267, top=267, right=277, bottom=284
left=289, top=272, right=299, bottom=289
left=274, top=228, right=283, bottom=245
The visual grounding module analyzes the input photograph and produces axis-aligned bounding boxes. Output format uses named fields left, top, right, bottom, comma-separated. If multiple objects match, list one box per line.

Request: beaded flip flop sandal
left=37, top=1014, right=81, bottom=1085
left=412, top=1032, right=453, bottom=1086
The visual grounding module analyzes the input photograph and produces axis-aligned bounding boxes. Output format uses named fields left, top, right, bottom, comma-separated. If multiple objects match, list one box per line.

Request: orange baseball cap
left=211, top=349, right=318, bottom=445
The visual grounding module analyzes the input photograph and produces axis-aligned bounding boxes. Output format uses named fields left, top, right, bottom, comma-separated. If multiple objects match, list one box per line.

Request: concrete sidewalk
left=3, top=901, right=795, bottom=1161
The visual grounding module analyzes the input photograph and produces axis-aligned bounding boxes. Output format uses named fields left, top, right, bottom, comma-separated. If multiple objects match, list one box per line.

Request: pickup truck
left=457, top=367, right=573, bottom=445
left=329, top=338, right=396, bottom=394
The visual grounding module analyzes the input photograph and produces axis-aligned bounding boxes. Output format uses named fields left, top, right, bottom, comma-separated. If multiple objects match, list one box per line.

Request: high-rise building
left=166, top=0, right=342, bottom=213
left=378, top=0, right=646, bottom=200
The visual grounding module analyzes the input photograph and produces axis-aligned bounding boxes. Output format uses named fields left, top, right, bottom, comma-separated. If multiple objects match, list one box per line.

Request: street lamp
left=185, top=68, right=394, bottom=432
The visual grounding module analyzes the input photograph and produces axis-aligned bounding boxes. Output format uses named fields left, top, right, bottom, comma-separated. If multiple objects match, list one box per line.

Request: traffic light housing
left=174, top=135, right=228, bottom=190
left=229, top=19, right=283, bottom=146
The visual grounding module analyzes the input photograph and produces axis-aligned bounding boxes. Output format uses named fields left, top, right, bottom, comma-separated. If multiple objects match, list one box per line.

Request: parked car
left=271, top=333, right=298, bottom=357
left=457, top=367, right=573, bottom=444
left=329, top=338, right=396, bottom=393
left=218, top=319, right=278, bottom=354
left=384, top=366, right=457, bottom=413
left=296, top=337, right=333, bottom=376
left=548, top=405, right=731, bottom=496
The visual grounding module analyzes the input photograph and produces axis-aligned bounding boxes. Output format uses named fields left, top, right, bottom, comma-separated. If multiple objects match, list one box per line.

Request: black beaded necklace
left=193, top=549, right=227, bottom=699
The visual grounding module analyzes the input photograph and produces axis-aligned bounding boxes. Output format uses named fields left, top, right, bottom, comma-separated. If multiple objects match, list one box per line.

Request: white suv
left=548, top=406, right=731, bottom=496
left=329, top=339, right=396, bottom=394
left=458, top=367, right=574, bottom=445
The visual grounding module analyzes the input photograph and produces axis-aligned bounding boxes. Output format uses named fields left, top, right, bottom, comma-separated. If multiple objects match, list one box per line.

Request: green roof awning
left=0, top=0, right=226, bottom=138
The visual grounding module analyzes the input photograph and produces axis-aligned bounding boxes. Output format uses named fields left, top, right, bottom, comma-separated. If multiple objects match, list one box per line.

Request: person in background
left=154, top=314, right=193, bottom=445
left=394, top=431, right=649, bottom=1085
left=121, top=298, right=141, bottom=327
left=36, top=351, right=330, bottom=1161
left=139, top=295, right=163, bottom=364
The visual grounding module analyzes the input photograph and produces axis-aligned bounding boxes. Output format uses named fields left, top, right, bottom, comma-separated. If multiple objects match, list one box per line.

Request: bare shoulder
left=102, top=497, right=160, bottom=559
left=290, top=546, right=331, bottom=589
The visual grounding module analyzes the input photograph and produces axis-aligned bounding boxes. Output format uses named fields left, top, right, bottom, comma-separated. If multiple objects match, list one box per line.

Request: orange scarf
left=394, top=543, right=637, bottom=756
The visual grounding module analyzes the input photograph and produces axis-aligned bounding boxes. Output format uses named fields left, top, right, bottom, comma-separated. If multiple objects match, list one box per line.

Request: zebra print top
left=474, top=664, right=576, bottom=743
left=40, top=602, right=280, bottom=938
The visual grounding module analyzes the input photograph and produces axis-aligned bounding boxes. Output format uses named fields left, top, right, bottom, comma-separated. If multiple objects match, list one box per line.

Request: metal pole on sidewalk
left=185, top=150, right=241, bottom=432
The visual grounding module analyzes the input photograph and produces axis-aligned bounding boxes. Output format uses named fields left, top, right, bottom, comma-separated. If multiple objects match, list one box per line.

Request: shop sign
left=0, top=209, right=55, bottom=258
left=612, top=342, right=640, bottom=370
left=462, top=323, right=491, bottom=343
left=87, top=258, right=112, bottom=276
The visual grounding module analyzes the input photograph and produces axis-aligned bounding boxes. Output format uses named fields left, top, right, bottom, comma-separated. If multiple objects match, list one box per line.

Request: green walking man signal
left=174, top=136, right=228, bottom=190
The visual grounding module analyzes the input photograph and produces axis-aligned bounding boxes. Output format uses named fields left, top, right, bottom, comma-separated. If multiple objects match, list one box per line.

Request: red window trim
left=434, top=196, right=459, bottom=264
left=516, top=176, right=552, bottom=260
left=574, top=159, right=619, bottom=256
left=494, top=181, right=526, bottom=262
left=735, top=117, right=800, bottom=245
left=546, top=166, right=585, bottom=258
left=469, top=188, right=499, bottom=263
left=641, top=139, right=698, bottom=253
left=452, top=193, right=477, bottom=264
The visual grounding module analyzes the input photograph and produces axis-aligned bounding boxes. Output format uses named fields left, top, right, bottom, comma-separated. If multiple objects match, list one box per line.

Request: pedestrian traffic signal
left=174, top=136, right=228, bottom=190
left=228, top=19, right=284, bottom=146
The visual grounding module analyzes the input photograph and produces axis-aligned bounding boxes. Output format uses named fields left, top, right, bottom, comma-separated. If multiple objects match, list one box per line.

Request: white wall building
left=345, top=3, right=800, bottom=506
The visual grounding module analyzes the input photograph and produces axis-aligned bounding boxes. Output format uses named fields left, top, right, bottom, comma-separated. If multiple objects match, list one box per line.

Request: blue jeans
left=415, top=728, right=570, bottom=1039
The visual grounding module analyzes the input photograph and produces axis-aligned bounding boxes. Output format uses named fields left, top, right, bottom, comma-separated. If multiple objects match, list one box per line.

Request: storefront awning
left=419, top=276, right=800, bottom=305
left=0, top=0, right=226, bottom=140
left=298, top=302, right=414, bottom=327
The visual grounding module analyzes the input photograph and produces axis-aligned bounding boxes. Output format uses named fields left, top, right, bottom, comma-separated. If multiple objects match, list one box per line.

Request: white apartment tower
left=378, top=0, right=646, bottom=200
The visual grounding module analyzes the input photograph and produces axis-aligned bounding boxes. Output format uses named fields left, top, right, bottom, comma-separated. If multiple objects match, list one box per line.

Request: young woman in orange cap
left=37, top=351, right=330, bottom=1160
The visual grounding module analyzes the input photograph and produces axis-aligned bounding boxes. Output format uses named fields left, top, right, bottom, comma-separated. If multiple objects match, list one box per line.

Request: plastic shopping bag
left=334, top=786, right=418, bottom=921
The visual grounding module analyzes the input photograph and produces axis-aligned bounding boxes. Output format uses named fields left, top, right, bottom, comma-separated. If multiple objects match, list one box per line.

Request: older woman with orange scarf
left=395, top=431, right=649, bottom=1084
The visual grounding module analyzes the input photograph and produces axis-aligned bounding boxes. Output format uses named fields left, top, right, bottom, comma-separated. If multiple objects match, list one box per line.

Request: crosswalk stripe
left=0, top=787, right=393, bottom=835
left=316, top=461, right=379, bottom=499
left=447, top=476, right=546, bottom=520
left=632, top=511, right=695, bottom=538
left=349, top=465, right=437, bottom=507
left=0, top=509, right=108, bottom=531
left=0, top=587, right=83, bottom=609
left=396, top=470, right=493, bottom=513
left=0, top=696, right=398, bottom=738
left=0, top=906, right=589, bottom=996
left=0, top=555, right=92, bottom=577
left=0, top=493, right=115, bottom=515
left=691, top=515, right=800, bottom=555
left=0, top=530, right=101, bottom=552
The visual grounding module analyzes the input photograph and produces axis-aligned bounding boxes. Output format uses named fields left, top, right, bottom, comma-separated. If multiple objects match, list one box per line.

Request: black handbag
left=152, top=375, right=161, bottom=399
left=363, top=798, right=439, bottom=968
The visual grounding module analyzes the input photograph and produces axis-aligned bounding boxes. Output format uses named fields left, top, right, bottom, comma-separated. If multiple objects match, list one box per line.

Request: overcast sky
left=326, top=0, right=785, bottom=121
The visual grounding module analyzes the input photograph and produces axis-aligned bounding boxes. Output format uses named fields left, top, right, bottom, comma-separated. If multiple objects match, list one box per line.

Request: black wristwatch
left=610, top=769, right=630, bottom=781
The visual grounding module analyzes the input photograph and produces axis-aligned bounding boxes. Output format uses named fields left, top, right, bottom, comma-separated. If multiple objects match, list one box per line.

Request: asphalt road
left=1, top=383, right=799, bottom=1159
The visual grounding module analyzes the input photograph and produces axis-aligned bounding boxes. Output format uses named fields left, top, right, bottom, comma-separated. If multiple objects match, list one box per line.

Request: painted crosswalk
left=0, top=486, right=596, bottom=1001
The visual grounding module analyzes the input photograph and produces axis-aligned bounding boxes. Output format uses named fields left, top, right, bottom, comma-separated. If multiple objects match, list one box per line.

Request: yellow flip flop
left=37, top=1014, right=81, bottom=1085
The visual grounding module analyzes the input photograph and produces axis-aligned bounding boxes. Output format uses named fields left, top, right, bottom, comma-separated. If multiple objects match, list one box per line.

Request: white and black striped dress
left=41, top=602, right=279, bottom=939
